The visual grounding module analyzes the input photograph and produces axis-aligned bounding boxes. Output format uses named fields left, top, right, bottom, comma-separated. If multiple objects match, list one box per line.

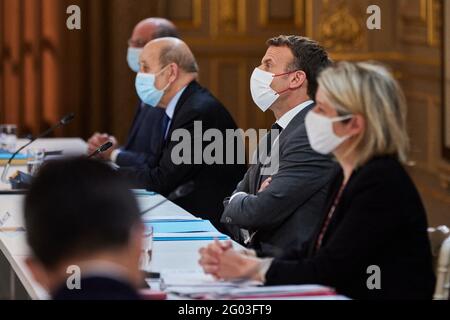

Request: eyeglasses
left=128, top=39, right=148, bottom=49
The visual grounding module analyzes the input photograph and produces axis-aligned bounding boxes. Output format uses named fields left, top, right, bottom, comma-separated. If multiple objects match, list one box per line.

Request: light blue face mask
left=127, top=47, right=143, bottom=73
left=135, top=66, right=170, bottom=107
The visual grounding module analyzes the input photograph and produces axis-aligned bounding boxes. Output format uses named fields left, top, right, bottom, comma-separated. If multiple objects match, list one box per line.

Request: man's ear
left=290, top=70, right=307, bottom=90
left=168, top=63, right=179, bottom=83
left=25, top=257, right=51, bottom=290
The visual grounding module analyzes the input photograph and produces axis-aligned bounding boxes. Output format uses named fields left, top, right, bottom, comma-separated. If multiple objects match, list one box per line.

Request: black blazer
left=116, top=102, right=166, bottom=168
left=264, top=156, right=436, bottom=300
left=120, top=81, right=247, bottom=230
left=52, top=276, right=140, bottom=300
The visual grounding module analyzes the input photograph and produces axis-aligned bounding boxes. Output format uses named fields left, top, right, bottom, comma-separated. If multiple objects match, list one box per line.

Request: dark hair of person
left=267, top=35, right=332, bottom=99
left=24, top=158, right=141, bottom=270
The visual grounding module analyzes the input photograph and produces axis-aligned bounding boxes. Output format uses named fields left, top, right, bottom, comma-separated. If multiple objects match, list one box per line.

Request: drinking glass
left=0, top=125, right=18, bottom=152
left=140, top=225, right=154, bottom=271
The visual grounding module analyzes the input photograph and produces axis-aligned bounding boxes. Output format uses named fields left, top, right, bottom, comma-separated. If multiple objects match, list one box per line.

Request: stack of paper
left=212, top=285, right=337, bottom=300
left=167, top=284, right=340, bottom=300
left=159, top=270, right=260, bottom=299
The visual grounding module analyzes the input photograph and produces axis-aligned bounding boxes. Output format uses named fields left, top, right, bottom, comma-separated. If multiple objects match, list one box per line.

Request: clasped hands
left=198, top=240, right=264, bottom=282
left=198, top=177, right=272, bottom=281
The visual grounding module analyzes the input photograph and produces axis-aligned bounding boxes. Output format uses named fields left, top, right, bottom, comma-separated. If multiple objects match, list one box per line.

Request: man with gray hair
left=120, top=37, right=246, bottom=230
left=87, top=18, right=179, bottom=167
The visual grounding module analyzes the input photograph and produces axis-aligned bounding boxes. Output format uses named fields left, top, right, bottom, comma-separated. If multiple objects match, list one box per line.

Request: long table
left=0, top=138, right=233, bottom=300
left=0, top=138, right=345, bottom=300
left=1, top=138, right=88, bottom=191
left=0, top=192, right=219, bottom=300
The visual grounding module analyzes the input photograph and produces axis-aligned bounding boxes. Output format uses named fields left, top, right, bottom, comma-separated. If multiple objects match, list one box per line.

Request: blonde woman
left=199, top=62, right=435, bottom=300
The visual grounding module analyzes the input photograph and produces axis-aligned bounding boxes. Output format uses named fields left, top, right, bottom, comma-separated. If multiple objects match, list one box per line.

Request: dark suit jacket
left=120, top=81, right=247, bottom=230
left=116, top=102, right=165, bottom=168
left=52, top=276, right=140, bottom=300
left=265, top=156, right=436, bottom=300
left=221, top=103, right=336, bottom=251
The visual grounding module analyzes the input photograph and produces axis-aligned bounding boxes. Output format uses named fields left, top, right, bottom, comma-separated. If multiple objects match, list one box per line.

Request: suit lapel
left=124, top=102, right=145, bottom=149
left=254, top=102, right=315, bottom=192
left=164, top=81, right=200, bottom=146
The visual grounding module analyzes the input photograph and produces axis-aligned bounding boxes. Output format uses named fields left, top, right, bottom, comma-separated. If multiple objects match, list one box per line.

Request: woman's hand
left=198, top=240, right=232, bottom=279
left=214, top=249, right=263, bottom=282
left=199, top=240, right=262, bottom=281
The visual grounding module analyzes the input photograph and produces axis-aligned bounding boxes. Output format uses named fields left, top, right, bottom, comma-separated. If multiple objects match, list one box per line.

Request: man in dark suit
left=87, top=18, right=179, bottom=168
left=221, top=36, right=335, bottom=253
left=24, top=158, right=144, bottom=300
left=120, top=38, right=246, bottom=230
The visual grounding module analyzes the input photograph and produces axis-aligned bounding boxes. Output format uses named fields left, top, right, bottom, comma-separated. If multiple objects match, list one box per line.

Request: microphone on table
left=87, top=141, right=114, bottom=159
left=140, top=181, right=195, bottom=216
left=1, top=113, right=76, bottom=186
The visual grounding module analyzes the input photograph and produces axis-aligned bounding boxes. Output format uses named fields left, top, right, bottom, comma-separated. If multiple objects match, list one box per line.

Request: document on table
left=213, top=285, right=337, bottom=300
left=159, top=270, right=261, bottom=299
left=166, top=282, right=340, bottom=300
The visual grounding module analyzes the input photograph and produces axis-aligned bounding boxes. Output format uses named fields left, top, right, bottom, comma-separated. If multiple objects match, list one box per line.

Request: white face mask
left=305, top=111, right=354, bottom=155
left=250, top=68, right=281, bottom=112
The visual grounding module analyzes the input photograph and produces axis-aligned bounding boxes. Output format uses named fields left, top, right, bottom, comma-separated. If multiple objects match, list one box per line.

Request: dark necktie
left=266, top=123, right=283, bottom=156
left=257, top=123, right=283, bottom=190
left=161, top=113, right=171, bottom=142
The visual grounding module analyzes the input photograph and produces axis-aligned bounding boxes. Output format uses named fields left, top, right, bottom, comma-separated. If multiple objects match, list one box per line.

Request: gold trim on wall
left=317, top=0, right=365, bottom=52
left=162, top=0, right=203, bottom=30
left=400, top=0, right=440, bottom=47
left=210, top=0, right=246, bottom=37
left=305, top=0, right=314, bottom=38
left=426, top=0, right=439, bottom=46
left=259, top=0, right=304, bottom=28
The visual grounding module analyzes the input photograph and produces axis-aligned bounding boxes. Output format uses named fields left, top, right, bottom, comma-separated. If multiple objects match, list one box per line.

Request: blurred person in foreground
left=25, top=158, right=144, bottom=300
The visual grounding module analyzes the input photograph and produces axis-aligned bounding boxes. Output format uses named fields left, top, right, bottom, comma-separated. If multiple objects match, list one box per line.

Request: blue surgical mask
left=127, top=47, right=142, bottom=73
left=135, top=66, right=170, bottom=107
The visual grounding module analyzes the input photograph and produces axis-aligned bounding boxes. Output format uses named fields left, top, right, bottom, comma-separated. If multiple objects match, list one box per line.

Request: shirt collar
left=276, top=100, right=314, bottom=129
left=165, top=86, right=187, bottom=120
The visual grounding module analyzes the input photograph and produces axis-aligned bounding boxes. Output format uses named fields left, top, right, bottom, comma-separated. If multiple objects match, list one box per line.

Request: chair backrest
left=429, top=226, right=450, bottom=300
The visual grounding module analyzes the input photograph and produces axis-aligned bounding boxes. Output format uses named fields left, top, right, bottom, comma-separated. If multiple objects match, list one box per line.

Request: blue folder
left=132, top=189, right=157, bottom=197
left=0, top=152, right=27, bottom=160
left=146, top=220, right=218, bottom=234
left=153, top=235, right=230, bottom=242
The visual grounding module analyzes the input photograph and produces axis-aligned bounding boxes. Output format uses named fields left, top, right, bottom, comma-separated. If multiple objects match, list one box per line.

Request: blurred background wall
left=0, top=0, right=449, bottom=225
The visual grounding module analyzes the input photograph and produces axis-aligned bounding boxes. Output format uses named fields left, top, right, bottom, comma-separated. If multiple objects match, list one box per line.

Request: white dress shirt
left=229, top=100, right=314, bottom=202
left=111, top=86, right=188, bottom=163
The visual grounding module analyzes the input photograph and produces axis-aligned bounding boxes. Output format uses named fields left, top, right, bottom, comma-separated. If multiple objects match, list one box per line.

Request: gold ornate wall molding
left=317, top=0, right=365, bottom=52
left=210, top=0, right=246, bottom=37
left=399, top=0, right=441, bottom=47
left=157, top=0, right=203, bottom=30
left=259, top=0, right=304, bottom=28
